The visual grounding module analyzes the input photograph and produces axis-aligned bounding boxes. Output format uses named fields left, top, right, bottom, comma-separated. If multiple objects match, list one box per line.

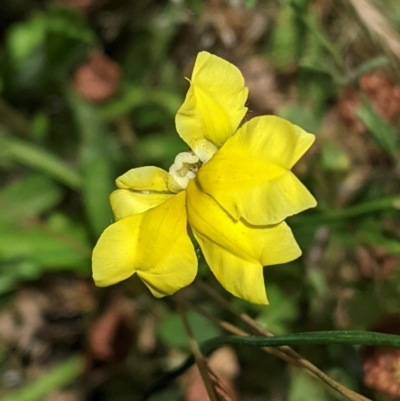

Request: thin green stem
left=203, top=330, right=400, bottom=350
left=145, top=330, right=400, bottom=399
left=293, top=196, right=400, bottom=226
left=2, top=137, right=81, bottom=190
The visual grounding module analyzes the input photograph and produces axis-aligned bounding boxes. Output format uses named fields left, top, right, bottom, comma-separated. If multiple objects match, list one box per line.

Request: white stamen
left=169, top=151, right=200, bottom=190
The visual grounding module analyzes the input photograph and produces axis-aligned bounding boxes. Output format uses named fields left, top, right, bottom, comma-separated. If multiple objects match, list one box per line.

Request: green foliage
left=2, top=356, right=83, bottom=401
left=69, top=93, right=114, bottom=236
left=5, top=8, right=93, bottom=89
left=279, top=104, right=320, bottom=133
left=257, top=284, right=299, bottom=334
left=0, top=0, right=399, bottom=399
left=243, top=0, right=258, bottom=8
left=0, top=134, right=81, bottom=189
left=269, top=4, right=301, bottom=69
left=357, top=98, right=399, bottom=160
left=158, top=311, right=220, bottom=350
left=0, top=174, right=63, bottom=220
left=289, top=369, right=331, bottom=401
left=0, top=173, right=90, bottom=290
left=320, top=142, right=351, bottom=172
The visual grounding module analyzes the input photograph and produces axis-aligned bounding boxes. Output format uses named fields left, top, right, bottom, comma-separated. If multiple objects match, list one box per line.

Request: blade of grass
left=194, top=281, right=371, bottom=401
left=1, top=136, right=81, bottom=189
left=292, top=196, right=400, bottom=226
left=290, top=0, right=345, bottom=71
left=67, top=91, right=114, bottom=237
left=2, top=355, right=84, bottom=401
left=357, top=97, right=399, bottom=160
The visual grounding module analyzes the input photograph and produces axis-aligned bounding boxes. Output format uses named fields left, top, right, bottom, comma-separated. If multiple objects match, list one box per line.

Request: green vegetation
left=0, top=0, right=399, bottom=400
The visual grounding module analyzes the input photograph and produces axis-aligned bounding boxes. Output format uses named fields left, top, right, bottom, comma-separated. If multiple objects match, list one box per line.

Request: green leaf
left=289, top=369, right=330, bottom=401
left=0, top=213, right=90, bottom=273
left=6, top=13, right=47, bottom=88
left=158, top=311, right=220, bottom=350
left=320, top=142, right=351, bottom=172
left=45, top=8, right=94, bottom=79
left=100, top=84, right=181, bottom=121
left=138, top=133, right=186, bottom=167
left=99, top=85, right=148, bottom=120
left=6, top=13, right=46, bottom=67
left=80, top=143, right=115, bottom=237
left=68, top=92, right=114, bottom=237
left=0, top=135, right=81, bottom=189
left=269, top=5, right=299, bottom=69
left=256, top=284, right=298, bottom=334
left=279, top=104, right=320, bottom=133
left=5, top=9, right=94, bottom=88
left=344, top=56, right=388, bottom=85
left=357, top=98, right=399, bottom=159
left=46, top=8, right=94, bottom=43
left=31, top=111, right=50, bottom=141
left=0, top=174, right=63, bottom=222
left=7, top=13, right=46, bottom=64
left=343, top=285, right=383, bottom=330
left=358, top=217, right=400, bottom=254
left=1, top=356, right=83, bottom=401
left=242, top=0, right=258, bottom=8
left=0, top=227, right=89, bottom=272
left=0, top=258, right=42, bottom=295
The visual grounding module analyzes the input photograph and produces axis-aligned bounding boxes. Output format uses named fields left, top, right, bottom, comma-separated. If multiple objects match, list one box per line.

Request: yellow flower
left=92, top=52, right=317, bottom=304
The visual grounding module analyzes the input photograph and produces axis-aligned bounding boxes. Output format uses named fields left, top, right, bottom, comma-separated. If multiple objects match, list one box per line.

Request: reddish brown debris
left=73, top=52, right=121, bottom=102
left=363, top=315, right=400, bottom=398
left=336, top=89, right=366, bottom=133
left=184, top=347, right=239, bottom=401
left=89, top=297, right=136, bottom=362
left=356, top=246, right=399, bottom=279
left=360, top=73, right=400, bottom=124
left=336, top=72, right=400, bottom=133
left=364, top=348, right=400, bottom=398
left=59, top=0, right=97, bottom=16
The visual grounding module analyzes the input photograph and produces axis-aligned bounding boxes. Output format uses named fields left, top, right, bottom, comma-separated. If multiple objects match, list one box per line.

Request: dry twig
left=183, top=281, right=372, bottom=401
left=346, top=0, right=400, bottom=79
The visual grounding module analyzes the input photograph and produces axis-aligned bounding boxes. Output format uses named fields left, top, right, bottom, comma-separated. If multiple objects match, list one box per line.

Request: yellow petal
left=176, top=52, right=248, bottom=156
left=116, top=166, right=171, bottom=192
left=187, top=179, right=301, bottom=304
left=197, top=116, right=317, bottom=225
left=111, top=166, right=174, bottom=220
left=231, top=116, right=316, bottom=169
left=110, top=190, right=173, bottom=220
left=92, top=191, right=197, bottom=297
left=193, top=230, right=268, bottom=304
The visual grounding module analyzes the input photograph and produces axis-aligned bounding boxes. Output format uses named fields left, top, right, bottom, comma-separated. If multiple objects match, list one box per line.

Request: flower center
left=169, top=151, right=201, bottom=191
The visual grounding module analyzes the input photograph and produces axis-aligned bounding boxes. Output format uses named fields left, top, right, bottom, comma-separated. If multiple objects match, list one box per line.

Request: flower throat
left=169, top=151, right=202, bottom=191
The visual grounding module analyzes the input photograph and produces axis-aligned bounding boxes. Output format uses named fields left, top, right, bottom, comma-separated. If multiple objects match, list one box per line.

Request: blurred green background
left=0, top=0, right=399, bottom=400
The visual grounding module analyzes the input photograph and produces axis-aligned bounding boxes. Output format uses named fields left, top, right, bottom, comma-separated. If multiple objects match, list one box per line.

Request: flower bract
left=92, top=51, right=317, bottom=304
